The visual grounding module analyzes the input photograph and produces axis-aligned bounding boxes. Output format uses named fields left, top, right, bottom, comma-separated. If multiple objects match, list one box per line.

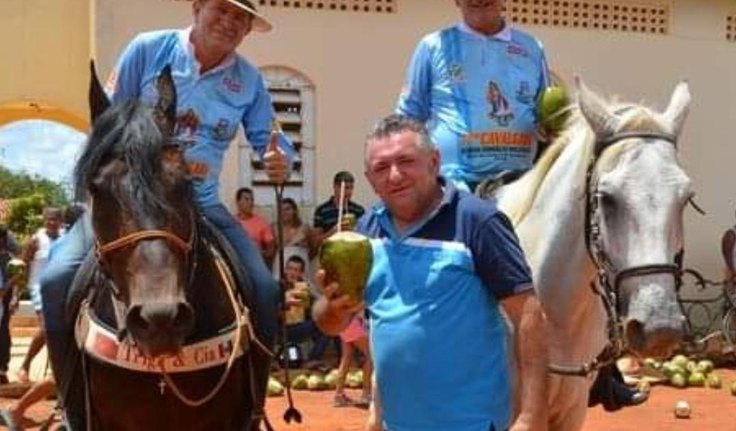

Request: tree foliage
left=0, top=165, right=68, bottom=204
left=0, top=165, right=69, bottom=239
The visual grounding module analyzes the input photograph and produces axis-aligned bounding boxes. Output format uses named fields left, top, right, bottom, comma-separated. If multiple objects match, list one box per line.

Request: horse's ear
left=154, top=65, right=177, bottom=137
left=89, top=60, right=110, bottom=124
left=660, top=81, right=691, bottom=138
left=576, top=76, right=619, bottom=138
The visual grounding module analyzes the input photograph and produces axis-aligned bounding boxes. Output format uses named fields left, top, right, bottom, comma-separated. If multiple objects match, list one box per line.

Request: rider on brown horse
left=39, top=1, right=292, bottom=428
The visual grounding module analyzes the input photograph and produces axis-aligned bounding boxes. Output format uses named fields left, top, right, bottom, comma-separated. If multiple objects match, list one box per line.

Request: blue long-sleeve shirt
left=397, top=22, right=550, bottom=189
left=107, top=28, right=293, bottom=207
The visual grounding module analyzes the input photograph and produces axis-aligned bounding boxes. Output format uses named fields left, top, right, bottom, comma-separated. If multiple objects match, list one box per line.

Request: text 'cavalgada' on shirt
left=106, top=28, right=293, bottom=207
left=397, top=22, right=550, bottom=188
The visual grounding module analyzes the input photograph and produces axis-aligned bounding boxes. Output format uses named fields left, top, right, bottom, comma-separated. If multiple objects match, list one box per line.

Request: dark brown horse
left=66, top=65, right=271, bottom=430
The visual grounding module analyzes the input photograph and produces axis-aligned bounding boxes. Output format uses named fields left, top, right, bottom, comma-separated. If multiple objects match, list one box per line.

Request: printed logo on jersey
left=213, top=119, right=234, bottom=140
left=176, top=108, right=201, bottom=136
left=486, top=81, right=514, bottom=127
left=448, top=63, right=466, bottom=84
left=187, top=161, right=210, bottom=180
left=515, top=81, right=535, bottom=104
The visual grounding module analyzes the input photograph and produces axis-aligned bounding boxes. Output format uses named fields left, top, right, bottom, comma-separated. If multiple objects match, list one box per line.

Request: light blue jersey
left=397, top=22, right=550, bottom=188
left=107, top=28, right=292, bottom=207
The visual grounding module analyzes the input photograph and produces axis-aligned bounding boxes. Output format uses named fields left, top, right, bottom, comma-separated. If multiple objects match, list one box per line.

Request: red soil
left=2, top=369, right=735, bottom=430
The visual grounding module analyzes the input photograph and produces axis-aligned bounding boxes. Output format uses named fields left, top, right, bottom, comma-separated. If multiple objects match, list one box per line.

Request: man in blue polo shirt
left=396, top=0, right=550, bottom=192
left=314, top=115, right=548, bottom=431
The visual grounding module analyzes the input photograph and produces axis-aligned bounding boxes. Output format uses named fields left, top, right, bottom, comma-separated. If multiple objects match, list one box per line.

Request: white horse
left=497, top=78, right=692, bottom=430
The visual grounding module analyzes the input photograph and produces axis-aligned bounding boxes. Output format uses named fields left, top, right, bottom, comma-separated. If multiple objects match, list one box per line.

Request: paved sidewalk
left=6, top=301, right=52, bottom=385
left=7, top=337, right=51, bottom=384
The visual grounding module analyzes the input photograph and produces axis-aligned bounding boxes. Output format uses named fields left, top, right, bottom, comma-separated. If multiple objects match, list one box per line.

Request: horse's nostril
left=126, top=305, right=149, bottom=332
left=173, top=302, right=195, bottom=334
left=624, top=319, right=645, bottom=348
left=126, top=302, right=193, bottom=341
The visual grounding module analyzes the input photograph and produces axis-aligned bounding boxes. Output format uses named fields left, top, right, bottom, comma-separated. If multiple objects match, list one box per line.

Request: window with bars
left=246, top=66, right=316, bottom=204
left=728, top=15, right=736, bottom=42
left=504, top=0, right=669, bottom=35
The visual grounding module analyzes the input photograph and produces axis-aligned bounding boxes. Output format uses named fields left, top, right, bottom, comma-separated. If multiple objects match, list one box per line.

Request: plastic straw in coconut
left=337, top=180, right=346, bottom=233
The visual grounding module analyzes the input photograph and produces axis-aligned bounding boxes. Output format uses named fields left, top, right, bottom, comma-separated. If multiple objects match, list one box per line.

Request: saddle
left=474, top=170, right=526, bottom=199
left=58, top=216, right=263, bottom=430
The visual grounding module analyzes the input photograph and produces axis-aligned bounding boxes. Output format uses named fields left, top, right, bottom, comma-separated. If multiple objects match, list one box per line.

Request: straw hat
left=224, top=0, right=273, bottom=32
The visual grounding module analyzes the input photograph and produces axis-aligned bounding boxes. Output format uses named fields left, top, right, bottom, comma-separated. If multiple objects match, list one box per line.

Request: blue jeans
left=41, top=204, right=280, bottom=393
left=198, top=204, right=280, bottom=344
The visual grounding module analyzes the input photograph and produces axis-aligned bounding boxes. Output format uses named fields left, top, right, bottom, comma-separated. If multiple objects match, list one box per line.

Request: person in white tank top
left=16, top=207, right=64, bottom=383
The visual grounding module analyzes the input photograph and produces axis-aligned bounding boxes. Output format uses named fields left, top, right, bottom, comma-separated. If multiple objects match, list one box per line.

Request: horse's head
left=78, top=63, right=195, bottom=357
left=577, top=78, right=692, bottom=358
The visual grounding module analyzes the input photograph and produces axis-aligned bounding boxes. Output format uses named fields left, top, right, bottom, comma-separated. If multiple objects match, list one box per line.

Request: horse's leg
left=245, top=348, right=273, bottom=431
left=549, top=381, right=590, bottom=431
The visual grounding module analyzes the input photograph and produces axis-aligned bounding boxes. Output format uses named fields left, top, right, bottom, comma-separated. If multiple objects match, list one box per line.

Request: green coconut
left=320, top=231, right=372, bottom=303
left=537, top=85, right=570, bottom=133
left=267, top=377, right=284, bottom=397
left=5, top=258, right=26, bottom=279
left=291, top=374, right=309, bottom=390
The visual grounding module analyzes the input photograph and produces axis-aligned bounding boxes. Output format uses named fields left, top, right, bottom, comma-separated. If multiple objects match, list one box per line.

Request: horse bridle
left=549, top=130, right=681, bottom=376
left=96, top=229, right=192, bottom=261
left=92, top=140, right=198, bottom=282
left=94, top=211, right=196, bottom=290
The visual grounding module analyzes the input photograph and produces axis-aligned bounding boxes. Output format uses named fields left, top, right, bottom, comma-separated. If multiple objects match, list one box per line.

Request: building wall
left=1, top=0, right=734, bottom=275
left=0, top=0, right=91, bottom=123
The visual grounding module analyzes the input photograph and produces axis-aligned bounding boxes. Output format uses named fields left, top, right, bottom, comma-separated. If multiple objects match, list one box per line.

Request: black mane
left=74, top=100, right=181, bottom=221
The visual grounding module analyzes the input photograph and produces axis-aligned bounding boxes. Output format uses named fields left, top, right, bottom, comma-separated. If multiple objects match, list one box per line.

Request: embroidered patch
left=507, top=44, right=529, bottom=57
left=222, top=76, right=243, bottom=93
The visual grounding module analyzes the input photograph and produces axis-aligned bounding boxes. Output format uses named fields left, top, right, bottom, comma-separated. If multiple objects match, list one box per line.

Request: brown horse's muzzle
left=126, top=301, right=195, bottom=357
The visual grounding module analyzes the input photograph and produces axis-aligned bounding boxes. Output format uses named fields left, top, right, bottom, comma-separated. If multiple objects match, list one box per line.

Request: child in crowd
left=333, top=314, right=372, bottom=408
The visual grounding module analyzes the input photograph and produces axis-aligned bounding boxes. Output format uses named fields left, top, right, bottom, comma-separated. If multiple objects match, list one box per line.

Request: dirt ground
left=1, top=369, right=735, bottom=430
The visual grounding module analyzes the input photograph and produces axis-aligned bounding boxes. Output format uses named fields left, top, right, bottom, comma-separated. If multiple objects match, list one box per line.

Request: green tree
left=0, top=165, right=69, bottom=239
left=4, top=193, right=47, bottom=240
left=0, top=165, right=68, bottom=204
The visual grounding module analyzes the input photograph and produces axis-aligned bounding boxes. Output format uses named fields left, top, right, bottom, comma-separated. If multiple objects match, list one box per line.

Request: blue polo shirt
left=107, top=28, right=293, bottom=207
left=397, top=22, right=550, bottom=189
left=357, top=182, right=533, bottom=431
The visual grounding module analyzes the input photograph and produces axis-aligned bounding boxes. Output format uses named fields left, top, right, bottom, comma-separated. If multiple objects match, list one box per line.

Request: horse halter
left=96, top=229, right=192, bottom=260
left=584, top=131, right=681, bottom=287
left=91, top=197, right=196, bottom=301
left=549, top=130, right=680, bottom=376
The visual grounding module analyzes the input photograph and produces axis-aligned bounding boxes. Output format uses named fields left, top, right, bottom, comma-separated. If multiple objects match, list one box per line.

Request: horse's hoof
left=626, top=389, right=649, bottom=406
